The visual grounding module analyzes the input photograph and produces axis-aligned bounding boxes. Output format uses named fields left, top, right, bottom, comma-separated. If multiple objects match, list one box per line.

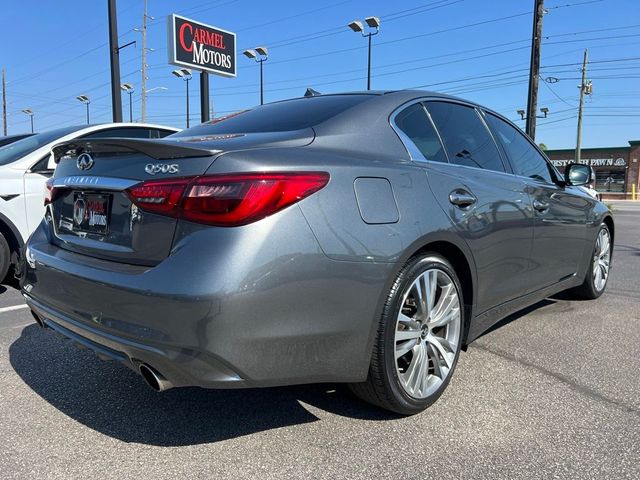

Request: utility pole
left=141, top=0, right=148, bottom=122
left=108, top=0, right=123, bottom=122
left=575, top=48, right=589, bottom=164
left=525, top=0, right=544, bottom=140
left=1, top=68, right=6, bottom=135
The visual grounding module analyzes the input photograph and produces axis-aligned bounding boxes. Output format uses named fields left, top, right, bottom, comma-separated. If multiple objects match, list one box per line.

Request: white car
left=0, top=123, right=178, bottom=281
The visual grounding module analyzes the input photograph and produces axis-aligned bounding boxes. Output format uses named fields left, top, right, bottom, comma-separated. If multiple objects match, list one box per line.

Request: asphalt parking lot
left=1, top=201, right=638, bottom=479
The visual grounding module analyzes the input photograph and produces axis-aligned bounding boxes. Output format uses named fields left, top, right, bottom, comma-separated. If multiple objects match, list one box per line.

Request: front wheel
left=350, top=253, right=464, bottom=415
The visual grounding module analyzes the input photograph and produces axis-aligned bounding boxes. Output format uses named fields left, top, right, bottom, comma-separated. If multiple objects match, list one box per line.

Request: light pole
left=172, top=68, right=192, bottom=128
left=348, top=17, right=380, bottom=90
left=21, top=108, right=34, bottom=133
left=121, top=83, right=134, bottom=122
left=243, top=47, right=268, bottom=105
left=76, top=95, right=91, bottom=124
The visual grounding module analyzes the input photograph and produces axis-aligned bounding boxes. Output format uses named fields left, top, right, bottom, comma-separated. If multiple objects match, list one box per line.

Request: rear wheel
left=350, top=253, right=463, bottom=415
left=568, top=223, right=611, bottom=299
left=0, top=233, right=10, bottom=283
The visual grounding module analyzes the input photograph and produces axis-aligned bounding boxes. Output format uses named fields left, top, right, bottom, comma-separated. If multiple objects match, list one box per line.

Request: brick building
left=545, top=140, right=640, bottom=200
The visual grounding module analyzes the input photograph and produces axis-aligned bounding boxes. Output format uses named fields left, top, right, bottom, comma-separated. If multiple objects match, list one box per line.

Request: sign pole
left=200, top=72, right=210, bottom=122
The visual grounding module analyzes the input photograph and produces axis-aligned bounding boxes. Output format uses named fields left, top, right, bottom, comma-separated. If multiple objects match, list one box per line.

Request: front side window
left=425, top=102, right=505, bottom=173
left=394, top=103, right=447, bottom=163
left=484, top=113, right=554, bottom=184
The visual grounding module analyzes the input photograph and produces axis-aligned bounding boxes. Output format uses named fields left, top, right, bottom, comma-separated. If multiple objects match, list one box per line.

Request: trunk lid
left=47, top=131, right=313, bottom=265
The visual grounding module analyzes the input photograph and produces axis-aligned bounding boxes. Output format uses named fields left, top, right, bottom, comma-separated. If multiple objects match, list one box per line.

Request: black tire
left=0, top=233, right=10, bottom=283
left=349, top=253, right=464, bottom=415
left=567, top=223, right=611, bottom=300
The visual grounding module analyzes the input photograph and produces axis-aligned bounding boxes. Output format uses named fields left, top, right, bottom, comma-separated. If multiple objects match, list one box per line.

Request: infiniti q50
left=20, top=91, right=613, bottom=414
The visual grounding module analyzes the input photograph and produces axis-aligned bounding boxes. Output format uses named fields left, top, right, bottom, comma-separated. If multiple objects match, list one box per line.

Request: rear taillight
left=44, top=177, right=63, bottom=205
left=126, top=178, right=191, bottom=216
left=126, top=172, right=329, bottom=227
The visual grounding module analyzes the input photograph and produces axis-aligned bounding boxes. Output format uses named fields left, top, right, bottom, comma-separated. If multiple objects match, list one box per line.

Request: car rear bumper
left=21, top=209, right=394, bottom=389
left=25, top=293, right=243, bottom=388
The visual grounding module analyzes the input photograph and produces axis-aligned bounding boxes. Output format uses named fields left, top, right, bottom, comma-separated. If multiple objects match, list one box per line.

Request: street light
left=517, top=107, right=549, bottom=120
left=121, top=83, right=134, bottom=122
left=243, top=46, right=268, bottom=105
left=172, top=68, right=192, bottom=128
left=76, top=95, right=91, bottom=124
left=348, top=16, right=380, bottom=90
left=21, top=108, right=34, bottom=133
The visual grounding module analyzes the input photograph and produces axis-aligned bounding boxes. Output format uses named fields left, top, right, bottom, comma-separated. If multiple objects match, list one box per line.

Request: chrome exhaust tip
left=139, top=363, right=172, bottom=392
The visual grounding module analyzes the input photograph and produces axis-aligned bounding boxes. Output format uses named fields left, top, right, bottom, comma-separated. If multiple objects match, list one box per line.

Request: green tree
left=538, top=142, right=548, bottom=151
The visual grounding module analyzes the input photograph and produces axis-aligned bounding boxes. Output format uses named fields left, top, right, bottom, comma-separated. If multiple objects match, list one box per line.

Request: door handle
left=533, top=199, right=549, bottom=212
left=448, top=189, right=477, bottom=208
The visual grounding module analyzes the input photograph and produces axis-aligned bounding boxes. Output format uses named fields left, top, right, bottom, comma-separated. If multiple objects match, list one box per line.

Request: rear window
left=170, top=95, right=374, bottom=137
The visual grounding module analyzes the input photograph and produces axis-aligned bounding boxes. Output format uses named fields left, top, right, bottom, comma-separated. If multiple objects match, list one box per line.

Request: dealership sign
left=551, top=157, right=626, bottom=168
left=168, top=14, right=236, bottom=77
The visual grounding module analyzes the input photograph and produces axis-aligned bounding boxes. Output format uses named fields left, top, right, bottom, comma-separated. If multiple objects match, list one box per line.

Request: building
left=545, top=140, right=640, bottom=200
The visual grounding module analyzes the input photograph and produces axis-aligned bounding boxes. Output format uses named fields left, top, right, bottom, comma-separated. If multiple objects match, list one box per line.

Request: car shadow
left=10, top=325, right=398, bottom=447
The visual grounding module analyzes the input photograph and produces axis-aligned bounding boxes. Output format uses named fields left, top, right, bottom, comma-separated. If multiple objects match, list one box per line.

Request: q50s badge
left=145, top=163, right=180, bottom=175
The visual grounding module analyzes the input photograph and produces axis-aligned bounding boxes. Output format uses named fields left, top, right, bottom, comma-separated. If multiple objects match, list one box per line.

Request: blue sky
left=2, top=0, right=639, bottom=148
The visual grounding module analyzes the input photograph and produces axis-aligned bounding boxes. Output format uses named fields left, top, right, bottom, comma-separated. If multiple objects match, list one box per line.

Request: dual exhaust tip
left=139, top=363, right=173, bottom=392
left=31, top=310, right=172, bottom=392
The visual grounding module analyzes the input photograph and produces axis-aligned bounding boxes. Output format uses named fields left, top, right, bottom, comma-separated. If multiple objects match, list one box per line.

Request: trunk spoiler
left=52, top=137, right=221, bottom=163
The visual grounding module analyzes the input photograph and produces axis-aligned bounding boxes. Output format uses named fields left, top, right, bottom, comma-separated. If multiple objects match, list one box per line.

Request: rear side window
left=170, top=95, right=374, bottom=137
left=394, top=103, right=447, bottom=163
left=425, top=102, right=505, bottom=173
left=484, top=113, right=554, bottom=184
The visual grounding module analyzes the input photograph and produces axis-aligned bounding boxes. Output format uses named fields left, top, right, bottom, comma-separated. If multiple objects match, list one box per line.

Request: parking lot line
left=0, top=304, right=29, bottom=314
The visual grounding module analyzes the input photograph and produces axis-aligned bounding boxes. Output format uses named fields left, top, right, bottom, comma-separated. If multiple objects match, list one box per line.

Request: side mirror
left=564, top=163, right=591, bottom=186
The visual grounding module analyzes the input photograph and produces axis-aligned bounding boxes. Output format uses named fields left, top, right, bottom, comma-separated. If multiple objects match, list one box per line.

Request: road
left=1, top=201, right=639, bottom=479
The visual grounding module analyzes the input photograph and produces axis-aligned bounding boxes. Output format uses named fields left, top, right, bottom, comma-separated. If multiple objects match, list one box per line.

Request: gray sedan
left=20, top=90, right=613, bottom=414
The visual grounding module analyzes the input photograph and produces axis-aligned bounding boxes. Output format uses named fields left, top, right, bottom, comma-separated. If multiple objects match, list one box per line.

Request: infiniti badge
left=73, top=198, right=86, bottom=225
left=76, top=153, right=95, bottom=171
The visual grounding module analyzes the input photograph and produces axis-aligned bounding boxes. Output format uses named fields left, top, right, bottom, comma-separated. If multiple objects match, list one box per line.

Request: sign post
left=200, top=72, right=210, bottom=122
left=168, top=14, right=236, bottom=125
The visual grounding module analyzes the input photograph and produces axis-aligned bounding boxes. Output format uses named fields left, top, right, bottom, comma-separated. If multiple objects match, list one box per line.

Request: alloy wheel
left=394, top=268, right=461, bottom=399
left=593, top=228, right=611, bottom=292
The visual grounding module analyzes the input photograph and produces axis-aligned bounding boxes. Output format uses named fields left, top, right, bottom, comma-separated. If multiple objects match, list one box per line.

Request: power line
left=541, top=80, right=577, bottom=107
